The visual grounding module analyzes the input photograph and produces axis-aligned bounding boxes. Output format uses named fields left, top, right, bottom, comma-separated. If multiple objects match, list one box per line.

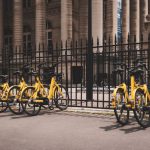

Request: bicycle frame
left=0, top=83, right=10, bottom=100
left=112, top=75, right=139, bottom=109
left=31, top=76, right=49, bottom=102
left=48, top=76, right=64, bottom=100
left=112, top=83, right=128, bottom=107
left=133, top=84, right=150, bottom=106
left=32, top=76, right=64, bottom=103
left=9, top=77, right=28, bottom=101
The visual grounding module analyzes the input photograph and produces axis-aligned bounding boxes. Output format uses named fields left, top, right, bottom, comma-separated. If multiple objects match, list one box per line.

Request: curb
left=66, top=107, right=115, bottom=116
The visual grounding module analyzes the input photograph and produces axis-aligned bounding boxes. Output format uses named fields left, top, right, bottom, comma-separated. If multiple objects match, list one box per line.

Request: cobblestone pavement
left=0, top=109, right=150, bottom=150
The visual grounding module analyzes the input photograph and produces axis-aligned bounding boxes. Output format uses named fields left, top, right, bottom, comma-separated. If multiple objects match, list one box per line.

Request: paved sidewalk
left=0, top=110, right=150, bottom=150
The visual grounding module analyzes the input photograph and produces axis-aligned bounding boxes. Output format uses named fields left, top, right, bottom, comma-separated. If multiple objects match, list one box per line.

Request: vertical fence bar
left=148, top=33, right=150, bottom=86
left=60, top=41, right=63, bottom=86
left=108, top=36, right=111, bottom=108
left=75, top=40, right=78, bottom=106
left=96, top=38, right=99, bottom=108
left=65, top=44, right=68, bottom=94
left=102, top=37, right=105, bottom=108
left=80, top=39, right=83, bottom=106
left=127, top=34, right=130, bottom=93
left=86, top=0, right=93, bottom=101
left=70, top=41, right=73, bottom=105
left=15, top=46, right=17, bottom=84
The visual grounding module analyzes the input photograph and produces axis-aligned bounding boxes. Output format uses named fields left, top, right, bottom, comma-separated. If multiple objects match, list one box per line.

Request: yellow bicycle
left=112, top=61, right=144, bottom=125
left=132, top=59, right=150, bottom=128
left=21, top=62, right=69, bottom=116
left=7, top=65, right=30, bottom=115
left=0, top=75, right=9, bottom=112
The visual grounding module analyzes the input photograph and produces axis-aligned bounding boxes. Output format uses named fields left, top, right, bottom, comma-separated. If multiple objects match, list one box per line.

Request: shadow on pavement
left=0, top=111, right=16, bottom=117
left=100, top=120, right=146, bottom=134
left=120, top=126, right=145, bottom=134
left=100, top=123, right=123, bottom=131
left=10, top=109, right=62, bottom=119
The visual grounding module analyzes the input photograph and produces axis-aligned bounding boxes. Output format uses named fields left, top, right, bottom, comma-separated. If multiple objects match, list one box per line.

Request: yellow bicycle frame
left=29, top=76, right=49, bottom=103
left=112, top=74, right=139, bottom=109
left=9, top=77, right=28, bottom=101
left=32, top=76, right=64, bottom=103
left=48, top=76, right=64, bottom=100
left=0, top=83, right=10, bottom=101
left=133, top=84, right=150, bottom=107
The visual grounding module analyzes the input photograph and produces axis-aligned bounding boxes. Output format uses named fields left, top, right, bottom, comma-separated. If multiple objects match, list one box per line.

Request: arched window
left=23, top=25, right=32, bottom=55
left=46, top=20, right=53, bottom=54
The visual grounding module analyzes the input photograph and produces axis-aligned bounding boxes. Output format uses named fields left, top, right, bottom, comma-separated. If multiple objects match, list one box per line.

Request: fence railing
left=0, top=34, right=150, bottom=109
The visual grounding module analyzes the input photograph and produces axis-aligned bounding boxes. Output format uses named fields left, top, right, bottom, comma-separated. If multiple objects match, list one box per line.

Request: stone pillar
left=35, top=0, right=46, bottom=47
left=122, top=0, right=130, bottom=43
left=13, top=0, right=23, bottom=47
left=130, top=0, right=140, bottom=43
left=61, top=0, right=72, bottom=46
left=140, top=0, right=148, bottom=33
left=0, top=0, right=3, bottom=52
left=92, top=0, right=103, bottom=48
left=141, top=0, right=149, bottom=48
left=106, top=0, right=117, bottom=44
left=79, top=0, right=88, bottom=40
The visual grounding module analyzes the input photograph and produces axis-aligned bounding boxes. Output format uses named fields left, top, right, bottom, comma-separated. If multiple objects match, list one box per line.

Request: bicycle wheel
left=133, top=89, right=150, bottom=128
left=114, top=88, right=129, bottom=125
left=8, top=86, right=24, bottom=115
left=0, top=87, right=8, bottom=113
left=0, top=101, right=8, bottom=113
left=21, top=86, right=41, bottom=116
left=54, top=85, right=69, bottom=110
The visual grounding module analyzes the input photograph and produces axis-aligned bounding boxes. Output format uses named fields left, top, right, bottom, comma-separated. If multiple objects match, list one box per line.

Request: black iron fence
left=0, top=34, right=150, bottom=109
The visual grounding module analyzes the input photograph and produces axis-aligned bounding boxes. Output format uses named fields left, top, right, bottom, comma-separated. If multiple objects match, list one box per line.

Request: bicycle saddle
left=29, top=71, right=38, bottom=76
left=13, top=71, right=22, bottom=76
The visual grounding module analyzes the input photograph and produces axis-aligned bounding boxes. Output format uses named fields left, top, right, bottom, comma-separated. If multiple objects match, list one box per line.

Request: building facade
left=0, top=0, right=150, bottom=55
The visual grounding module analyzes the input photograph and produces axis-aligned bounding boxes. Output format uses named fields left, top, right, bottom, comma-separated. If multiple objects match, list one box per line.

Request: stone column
left=141, top=0, right=149, bottom=48
left=61, top=0, right=72, bottom=46
left=140, top=0, right=148, bottom=33
left=92, top=0, right=103, bottom=48
left=106, top=0, right=117, bottom=44
left=122, top=0, right=130, bottom=43
left=35, top=0, right=46, bottom=47
left=0, top=0, right=3, bottom=53
left=130, top=0, right=140, bottom=43
left=79, top=0, right=88, bottom=40
left=13, top=0, right=23, bottom=47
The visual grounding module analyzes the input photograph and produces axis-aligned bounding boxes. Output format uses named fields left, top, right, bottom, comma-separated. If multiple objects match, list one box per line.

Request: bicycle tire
left=133, top=88, right=150, bottom=128
left=114, top=88, right=129, bottom=125
left=7, top=86, right=24, bottom=115
left=21, top=86, right=41, bottom=116
left=0, top=86, right=8, bottom=113
left=54, top=85, right=69, bottom=110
